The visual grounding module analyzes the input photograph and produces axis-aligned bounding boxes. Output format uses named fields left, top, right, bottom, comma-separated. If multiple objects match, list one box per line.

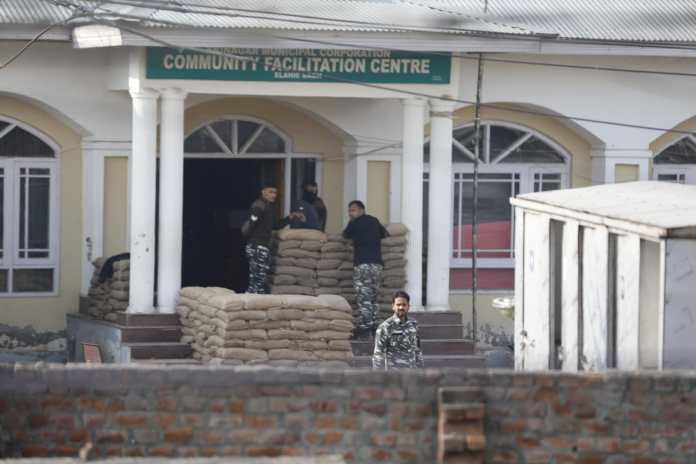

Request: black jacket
left=247, top=199, right=289, bottom=247
left=342, top=214, right=388, bottom=265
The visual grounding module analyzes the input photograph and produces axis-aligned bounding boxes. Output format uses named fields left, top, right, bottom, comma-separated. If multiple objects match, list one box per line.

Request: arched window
left=0, top=119, right=58, bottom=295
left=185, top=118, right=289, bottom=155
left=653, top=136, right=696, bottom=184
left=424, top=122, right=570, bottom=291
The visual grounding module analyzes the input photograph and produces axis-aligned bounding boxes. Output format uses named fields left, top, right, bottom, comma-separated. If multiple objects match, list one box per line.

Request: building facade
left=3, top=0, right=696, bottom=346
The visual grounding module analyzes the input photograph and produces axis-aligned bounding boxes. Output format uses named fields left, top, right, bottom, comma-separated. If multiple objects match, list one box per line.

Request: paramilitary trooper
left=244, top=184, right=302, bottom=294
left=342, top=200, right=388, bottom=340
left=373, top=290, right=424, bottom=370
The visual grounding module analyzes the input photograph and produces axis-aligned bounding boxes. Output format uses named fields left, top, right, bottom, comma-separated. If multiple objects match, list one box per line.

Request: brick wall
left=2, top=365, right=696, bottom=462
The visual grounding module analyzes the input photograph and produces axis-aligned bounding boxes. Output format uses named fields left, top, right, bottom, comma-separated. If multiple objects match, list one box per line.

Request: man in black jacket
left=302, top=181, right=328, bottom=231
left=342, top=200, right=388, bottom=339
left=245, top=184, right=301, bottom=293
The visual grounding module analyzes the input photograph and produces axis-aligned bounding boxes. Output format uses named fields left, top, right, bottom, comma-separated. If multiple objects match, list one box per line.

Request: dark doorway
left=182, top=158, right=283, bottom=292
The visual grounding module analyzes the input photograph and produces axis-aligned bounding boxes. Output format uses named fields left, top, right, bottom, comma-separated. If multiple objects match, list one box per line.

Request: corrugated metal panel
left=3, top=0, right=696, bottom=43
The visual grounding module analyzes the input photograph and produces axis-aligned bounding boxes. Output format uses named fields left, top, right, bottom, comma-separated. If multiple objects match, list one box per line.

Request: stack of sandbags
left=177, top=288, right=353, bottom=367
left=377, top=224, right=409, bottom=323
left=316, top=233, right=355, bottom=305
left=86, top=257, right=129, bottom=322
left=270, top=228, right=327, bottom=296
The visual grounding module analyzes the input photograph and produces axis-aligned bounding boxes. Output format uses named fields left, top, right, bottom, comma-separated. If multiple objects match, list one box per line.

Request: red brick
left=228, top=400, right=244, bottom=414
left=517, top=436, right=541, bottom=448
left=245, top=415, right=277, bottom=428
left=339, top=416, right=358, bottom=430
left=372, top=449, right=391, bottom=462
left=156, top=397, right=177, bottom=412
left=363, top=403, right=387, bottom=416
left=633, top=458, right=658, bottom=464
left=534, top=387, right=556, bottom=402
left=623, top=440, right=650, bottom=454
left=208, top=399, right=225, bottom=412
left=355, top=387, right=382, bottom=401
left=69, top=429, right=89, bottom=443
left=116, top=414, right=146, bottom=428
left=54, top=415, right=77, bottom=430
left=164, top=427, right=194, bottom=444
left=247, top=447, right=283, bottom=457
left=155, top=414, right=177, bottom=429
left=595, top=437, right=620, bottom=453
left=230, top=430, right=258, bottom=444
left=315, top=416, right=337, bottom=429
left=41, top=431, right=66, bottom=445
left=499, top=419, right=525, bottom=433
left=79, top=398, right=108, bottom=412
left=311, top=400, right=337, bottom=413
left=0, top=399, right=8, bottom=413
left=180, top=414, right=203, bottom=427
left=398, top=449, right=418, bottom=461
left=22, top=445, right=50, bottom=457
left=28, top=414, right=50, bottom=427
left=371, top=433, right=397, bottom=447
left=104, top=447, right=123, bottom=457
left=200, top=431, right=224, bottom=446
left=149, top=446, right=176, bottom=457
left=96, top=431, right=125, bottom=444
left=324, top=431, right=343, bottom=445
left=281, top=447, right=304, bottom=456
left=83, top=414, right=106, bottom=428
left=199, top=447, right=218, bottom=457
left=305, top=431, right=322, bottom=445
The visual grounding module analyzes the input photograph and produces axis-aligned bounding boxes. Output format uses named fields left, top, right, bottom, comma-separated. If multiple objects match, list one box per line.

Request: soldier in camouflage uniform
left=343, top=200, right=388, bottom=339
left=244, top=185, right=301, bottom=294
left=373, top=291, right=424, bottom=370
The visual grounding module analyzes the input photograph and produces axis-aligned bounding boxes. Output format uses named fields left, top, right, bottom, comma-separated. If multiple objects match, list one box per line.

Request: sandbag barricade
left=177, top=288, right=354, bottom=367
left=86, top=258, right=130, bottom=321
left=270, top=223, right=409, bottom=327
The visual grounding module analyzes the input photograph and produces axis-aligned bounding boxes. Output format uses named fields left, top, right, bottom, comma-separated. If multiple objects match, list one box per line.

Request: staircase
left=351, top=311, right=486, bottom=368
left=116, top=313, right=192, bottom=361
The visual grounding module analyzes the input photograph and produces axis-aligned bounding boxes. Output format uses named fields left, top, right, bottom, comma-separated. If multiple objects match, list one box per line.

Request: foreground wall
left=2, top=364, right=696, bottom=463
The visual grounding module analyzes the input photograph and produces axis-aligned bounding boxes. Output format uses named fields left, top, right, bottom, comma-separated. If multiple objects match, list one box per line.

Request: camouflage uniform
left=372, top=315, right=424, bottom=370
left=353, top=263, right=383, bottom=331
left=245, top=244, right=271, bottom=294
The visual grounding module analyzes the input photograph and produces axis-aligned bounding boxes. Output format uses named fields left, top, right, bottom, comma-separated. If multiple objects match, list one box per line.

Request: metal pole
left=472, top=53, right=485, bottom=344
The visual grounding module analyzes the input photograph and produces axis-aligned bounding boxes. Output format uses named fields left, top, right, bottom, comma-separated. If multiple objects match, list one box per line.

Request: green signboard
left=146, top=48, right=451, bottom=84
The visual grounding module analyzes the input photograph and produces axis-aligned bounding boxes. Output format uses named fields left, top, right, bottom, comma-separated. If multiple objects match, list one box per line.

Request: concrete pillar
left=401, top=98, right=426, bottom=308
left=426, top=99, right=455, bottom=310
left=157, top=88, right=187, bottom=313
left=127, top=88, right=159, bottom=313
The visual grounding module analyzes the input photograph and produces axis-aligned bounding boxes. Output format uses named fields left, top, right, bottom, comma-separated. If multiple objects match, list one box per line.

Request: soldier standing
left=373, top=291, right=424, bottom=370
left=244, top=184, right=301, bottom=293
left=342, top=200, right=388, bottom=339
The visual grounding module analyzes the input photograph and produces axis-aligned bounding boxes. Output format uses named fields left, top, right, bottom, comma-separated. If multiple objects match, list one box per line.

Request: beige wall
left=450, top=292, right=514, bottom=345
left=0, top=95, right=82, bottom=331
left=615, top=164, right=640, bottom=183
left=367, top=161, right=390, bottom=223
left=448, top=105, right=594, bottom=188
left=184, top=97, right=346, bottom=232
left=103, top=157, right=129, bottom=258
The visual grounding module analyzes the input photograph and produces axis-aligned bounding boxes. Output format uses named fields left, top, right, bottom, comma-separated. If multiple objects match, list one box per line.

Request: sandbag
left=277, top=229, right=327, bottom=242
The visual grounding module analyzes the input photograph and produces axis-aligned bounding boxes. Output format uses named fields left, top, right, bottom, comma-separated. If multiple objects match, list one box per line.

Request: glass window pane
left=0, top=269, right=7, bottom=292
left=184, top=126, right=225, bottom=153
left=208, top=120, right=234, bottom=151
left=657, top=173, right=686, bottom=184
left=28, top=176, right=50, bottom=250
left=19, top=176, right=26, bottom=250
left=0, top=171, right=3, bottom=257
left=0, top=126, right=54, bottom=157
left=290, top=158, right=317, bottom=209
left=501, top=137, right=565, bottom=163
left=237, top=121, right=261, bottom=151
left=247, top=127, right=286, bottom=153
left=534, top=173, right=562, bottom=192
left=454, top=178, right=515, bottom=258
left=12, top=268, right=53, bottom=292
left=655, top=137, right=696, bottom=164
left=489, top=126, right=526, bottom=161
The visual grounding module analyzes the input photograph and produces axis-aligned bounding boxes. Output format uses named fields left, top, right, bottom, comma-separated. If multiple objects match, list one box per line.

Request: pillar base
left=424, top=305, right=452, bottom=312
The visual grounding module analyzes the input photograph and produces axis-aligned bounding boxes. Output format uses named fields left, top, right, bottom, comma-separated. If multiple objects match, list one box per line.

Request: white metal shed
left=511, top=181, right=696, bottom=371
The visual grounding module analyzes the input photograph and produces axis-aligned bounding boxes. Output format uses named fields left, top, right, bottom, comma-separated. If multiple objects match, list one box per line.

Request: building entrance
left=181, top=158, right=282, bottom=292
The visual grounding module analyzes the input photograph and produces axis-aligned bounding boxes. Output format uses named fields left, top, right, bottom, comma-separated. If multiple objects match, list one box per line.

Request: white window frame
left=184, top=115, right=322, bottom=215
left=425, top=121, right=570, bottom=269
left=0, top=118, right=60, bottom=297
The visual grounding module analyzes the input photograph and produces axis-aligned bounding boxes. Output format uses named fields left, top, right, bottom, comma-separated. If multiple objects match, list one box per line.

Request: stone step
left=419, top=324, right=464, bottom=339
left=120, top=326, right=182, bottom=343
left=116, top=312, right=181, bottom=327
left=407, top=311, right=462, bottom=325
left=352, top=354, right=486, bottom=369
left=125, top=342, right=192, bottom=360
left=351, top=339, right=475, bottom=356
